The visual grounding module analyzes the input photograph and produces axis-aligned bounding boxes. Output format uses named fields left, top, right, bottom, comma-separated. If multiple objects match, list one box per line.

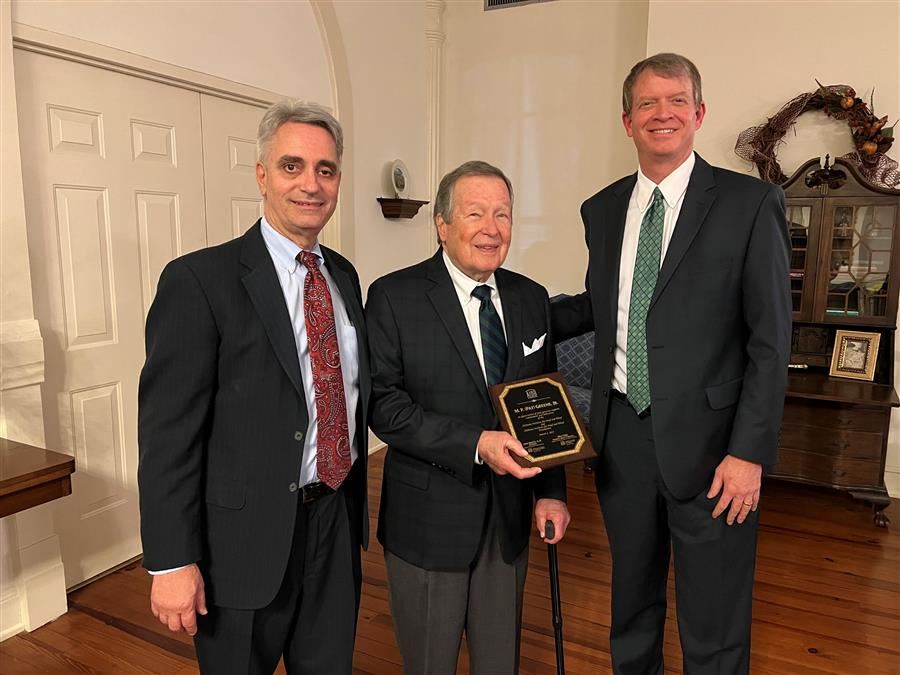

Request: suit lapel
left=604, top=177, right=634, bottom=328
left=496, top=269, right=522, bottom=380
left=651, top=155, right=716, bottom=307
left=425, top=250, right=491, bottom=404
left=239, top=222, right=304, bottom=397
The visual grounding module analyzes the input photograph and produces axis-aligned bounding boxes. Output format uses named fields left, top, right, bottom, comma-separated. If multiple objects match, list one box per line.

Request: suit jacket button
left=602, top=389, right=609, bottom=397
left=289, top=482, right=298, bottom=492
left=294, top=431, right=304, bottom=441
left=608, top=346, right=614, bottom=354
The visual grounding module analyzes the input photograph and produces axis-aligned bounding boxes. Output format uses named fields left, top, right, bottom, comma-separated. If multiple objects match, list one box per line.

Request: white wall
left=11, top=0, right=332, bottom=105
left=647, top=0, right=900, bottom=496
left=647, top=0, right=898, bottom=178
left=330, top=0, right=432, bottom=291
left=442, top=0, right=650, bottom=297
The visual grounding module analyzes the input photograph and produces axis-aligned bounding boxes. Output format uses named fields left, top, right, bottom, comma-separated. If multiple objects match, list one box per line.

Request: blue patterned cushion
left=556, top=332, right=594, bottom=389
left=567, top=386, right=592, bottom=423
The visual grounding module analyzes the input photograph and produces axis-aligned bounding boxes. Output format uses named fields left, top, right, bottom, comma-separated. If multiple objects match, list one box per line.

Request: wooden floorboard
left=1, top=452, right=898, bottom=674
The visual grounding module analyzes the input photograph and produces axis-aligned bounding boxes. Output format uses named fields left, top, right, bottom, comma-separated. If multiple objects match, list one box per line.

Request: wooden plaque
left=489, top=372, right=595, bottom=470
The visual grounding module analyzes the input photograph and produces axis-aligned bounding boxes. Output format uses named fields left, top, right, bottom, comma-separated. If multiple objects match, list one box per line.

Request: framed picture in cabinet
left=829, top=329, right=881, bottom=381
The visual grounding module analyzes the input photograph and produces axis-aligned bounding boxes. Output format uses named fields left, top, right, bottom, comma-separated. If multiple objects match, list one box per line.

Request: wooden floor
left=2, top=452, right=898, bottom=674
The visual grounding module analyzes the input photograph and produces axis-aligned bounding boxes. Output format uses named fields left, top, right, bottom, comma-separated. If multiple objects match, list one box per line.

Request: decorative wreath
left=735, top=82, right=898, bottom=189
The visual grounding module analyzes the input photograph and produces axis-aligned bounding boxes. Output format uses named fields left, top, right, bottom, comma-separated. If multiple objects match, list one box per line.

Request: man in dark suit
left=553, top=54, right=791, bottom=674
left=367, top=161, right=571, bottom=675
left=138, top=100, right=369, bottom=674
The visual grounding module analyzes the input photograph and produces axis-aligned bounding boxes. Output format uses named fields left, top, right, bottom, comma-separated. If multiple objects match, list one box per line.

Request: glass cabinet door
left=822, top=200, right=897, bottom=323
left=785, top=201, right=819, bottom=321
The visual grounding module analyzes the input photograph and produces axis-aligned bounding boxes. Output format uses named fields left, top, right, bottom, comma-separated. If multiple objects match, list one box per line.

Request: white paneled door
left=14, top=48, right=253, bottom=588
left=200, top=93, right=267, bottom=246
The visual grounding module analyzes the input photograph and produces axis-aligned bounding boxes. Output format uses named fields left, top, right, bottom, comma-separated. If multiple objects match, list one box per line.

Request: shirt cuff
left=148, top=564, right=190, bottom=575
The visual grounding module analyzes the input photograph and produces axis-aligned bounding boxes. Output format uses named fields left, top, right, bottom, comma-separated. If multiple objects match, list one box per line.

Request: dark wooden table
left=0, top=437, right=75, bottom=518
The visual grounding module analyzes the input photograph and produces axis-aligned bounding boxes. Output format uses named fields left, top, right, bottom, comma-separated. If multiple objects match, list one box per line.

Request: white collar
left=634, top=151, right=695, bottom=213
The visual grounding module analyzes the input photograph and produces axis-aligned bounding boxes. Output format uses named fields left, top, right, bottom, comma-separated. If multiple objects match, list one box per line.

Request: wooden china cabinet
left=775, top=156, right=900, bottom=527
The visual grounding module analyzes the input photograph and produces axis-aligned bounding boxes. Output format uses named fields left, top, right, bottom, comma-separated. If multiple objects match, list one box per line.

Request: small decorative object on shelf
left=391, top=159, right=410, bottom=199
left=829, top=329, right=880, bottom=381
left=377, top=159, right=429, bottom=219
left=735, top=81, right=898, bottom=188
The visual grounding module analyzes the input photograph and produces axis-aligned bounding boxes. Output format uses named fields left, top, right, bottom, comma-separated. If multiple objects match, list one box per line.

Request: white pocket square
left=522, top=333, right=546, bottom=356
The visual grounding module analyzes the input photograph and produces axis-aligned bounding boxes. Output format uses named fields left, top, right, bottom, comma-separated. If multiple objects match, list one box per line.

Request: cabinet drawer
left=771, top=447, right=883, bottom=487
left=781, top=400, right=886, bottom=431
left=777, top=423, right=883, bottom=460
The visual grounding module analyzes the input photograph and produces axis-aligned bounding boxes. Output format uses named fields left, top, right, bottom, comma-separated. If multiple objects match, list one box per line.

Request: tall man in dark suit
left=138, top=100, right=370, bottom=674
left=367, top=161, right=571, bottom=675
left=553, top=54, right=791, bottom=674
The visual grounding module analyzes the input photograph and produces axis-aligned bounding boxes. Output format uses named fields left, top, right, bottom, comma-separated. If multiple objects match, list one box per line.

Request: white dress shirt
left=613, top=152, right=695, bottom=394
left=442, top=250, right=507, bottom=465
left=442, top=249, right=507, bottom=384
left=261, top=217, right=360, bottom=486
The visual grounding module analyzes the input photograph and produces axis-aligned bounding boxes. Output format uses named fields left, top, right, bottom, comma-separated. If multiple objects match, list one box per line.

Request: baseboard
left=0, top=587, right=24, bottom=642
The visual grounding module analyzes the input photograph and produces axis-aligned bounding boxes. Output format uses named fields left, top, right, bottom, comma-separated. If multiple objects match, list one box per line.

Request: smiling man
left=552, top=54, right=791, bottom=673
left=138, top=100, right=370, bottom=674
left=366, top=161, right=570, bottom=675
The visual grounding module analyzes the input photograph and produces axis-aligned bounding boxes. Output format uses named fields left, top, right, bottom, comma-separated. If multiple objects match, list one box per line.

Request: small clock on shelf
left=377, top=158, right=428, bottom=219
left=391, top=159, right=410, bottom=199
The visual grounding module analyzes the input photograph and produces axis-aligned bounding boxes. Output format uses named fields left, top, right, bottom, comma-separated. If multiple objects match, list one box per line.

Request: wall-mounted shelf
left=377, top=197, right=429, bottom=219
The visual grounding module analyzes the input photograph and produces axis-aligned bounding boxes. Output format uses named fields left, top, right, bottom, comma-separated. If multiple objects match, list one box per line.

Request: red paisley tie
left=298, top=251, right=351, bottom=489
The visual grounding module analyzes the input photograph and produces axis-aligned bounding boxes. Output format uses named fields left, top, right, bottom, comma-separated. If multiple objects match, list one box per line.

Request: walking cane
left=544, top=520, right=565, bottom=675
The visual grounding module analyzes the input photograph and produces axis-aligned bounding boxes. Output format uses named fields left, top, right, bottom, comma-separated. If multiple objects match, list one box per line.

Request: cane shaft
left=545, top=521, right=565, bottom=674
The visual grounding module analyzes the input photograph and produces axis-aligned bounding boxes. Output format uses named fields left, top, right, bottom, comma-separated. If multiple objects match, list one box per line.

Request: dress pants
left=193, top=486, right=361, bottom=674
left=596, top=393, right=759, bottom=675
left=385, top=504, right=529, bottom=675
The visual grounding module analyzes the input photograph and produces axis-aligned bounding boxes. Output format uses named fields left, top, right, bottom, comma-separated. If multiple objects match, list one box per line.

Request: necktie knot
left=649, top=186, right=664, bottom=209
left=472, top=284, right=493, bottom=303
left=297, top=250, right=319, bottom=271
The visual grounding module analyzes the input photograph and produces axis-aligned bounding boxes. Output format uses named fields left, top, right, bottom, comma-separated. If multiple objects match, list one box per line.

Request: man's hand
left=150, top=563, right=207, bottom=636
left=534, top=498, right=570, bottom=544
left=707, top=455, right=762, bottom=526
left=477, top=430, right=541, bottom=480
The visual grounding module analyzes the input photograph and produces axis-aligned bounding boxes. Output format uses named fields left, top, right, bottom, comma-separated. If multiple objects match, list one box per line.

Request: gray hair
left=622, top=53, right=703, bottom=116
left=257, top=99, right=343, bottom=165
left=433, top=160, right=514, bottom=225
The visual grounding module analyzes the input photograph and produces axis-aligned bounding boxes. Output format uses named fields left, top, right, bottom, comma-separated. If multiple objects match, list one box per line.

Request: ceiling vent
left=485, top=0, right=551, bottom=10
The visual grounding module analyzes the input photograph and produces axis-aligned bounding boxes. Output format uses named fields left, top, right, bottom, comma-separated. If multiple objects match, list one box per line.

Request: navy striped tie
left=472, top=284, right=507, bottom=386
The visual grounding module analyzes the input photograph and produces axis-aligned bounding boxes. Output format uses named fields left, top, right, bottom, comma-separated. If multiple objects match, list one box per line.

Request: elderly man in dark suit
left=367, top=161, right=571, bottom=675
left=138, top=100, right=369, bottom=674
left=553, top=54, right=791, bottom=674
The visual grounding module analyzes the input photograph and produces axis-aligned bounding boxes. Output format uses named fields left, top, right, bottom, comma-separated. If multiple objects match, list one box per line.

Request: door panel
left=15, top=49, right=206, bottom=587
left=200, top=93, right=266, bottom=245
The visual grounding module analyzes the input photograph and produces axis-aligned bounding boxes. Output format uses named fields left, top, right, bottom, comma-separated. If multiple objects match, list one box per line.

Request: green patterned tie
left=627, top=187, right=665, bottom=414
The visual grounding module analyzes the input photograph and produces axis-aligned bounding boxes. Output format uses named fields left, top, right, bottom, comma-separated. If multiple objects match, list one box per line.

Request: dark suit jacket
left=138, top=221, right=370, bottom=610
left=553, top=155, right=791, bottom=499
left=366, top=250, right=567, bottom=571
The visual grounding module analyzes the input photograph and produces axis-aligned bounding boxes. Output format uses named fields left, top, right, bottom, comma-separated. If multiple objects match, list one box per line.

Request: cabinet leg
left=847, top=488, right=891, bottom=528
